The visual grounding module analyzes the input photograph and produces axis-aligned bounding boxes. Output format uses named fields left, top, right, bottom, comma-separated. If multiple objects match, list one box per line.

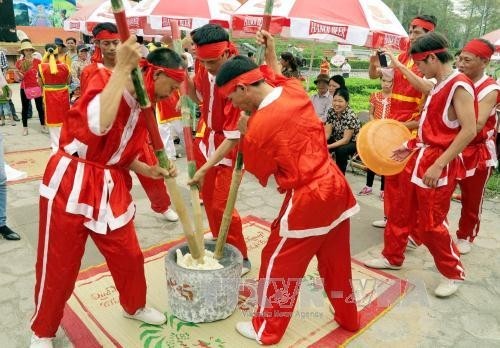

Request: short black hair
left=329, top=75, right=346, bottom=88
left=333, top=88, right=350, bottom=103
left=92, top=22, right=118, bottom=37
left=191, top=24, right=228, bottom=46
left=411, top=15, right=437, bottom=32
left=146, top=47, right=185, bottom=70
left=66, top=37, right=77, bottom=44
left=247, top=51, right=254, bottom=58
left=411, top=32, right=453, bottom=63
left=136, top=35, right=144, bottom=44
left=216, top=55, right=259, bottom=87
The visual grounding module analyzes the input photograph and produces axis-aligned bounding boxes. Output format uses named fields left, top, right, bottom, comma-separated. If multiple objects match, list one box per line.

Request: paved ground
left=1, top=83, right=499, bottom=347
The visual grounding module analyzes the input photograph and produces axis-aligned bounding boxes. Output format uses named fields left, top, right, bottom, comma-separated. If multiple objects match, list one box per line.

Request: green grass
left=486, top=171, right=500, bottom=197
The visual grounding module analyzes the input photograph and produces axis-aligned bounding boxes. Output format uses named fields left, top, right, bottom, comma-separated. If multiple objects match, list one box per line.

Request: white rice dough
left=176, top=249, right=223, bottom=270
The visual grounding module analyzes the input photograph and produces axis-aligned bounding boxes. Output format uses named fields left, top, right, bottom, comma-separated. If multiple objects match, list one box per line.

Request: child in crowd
left=0, top=71, right=16, bottom=126
left=358, top=70, right=393, bottom=199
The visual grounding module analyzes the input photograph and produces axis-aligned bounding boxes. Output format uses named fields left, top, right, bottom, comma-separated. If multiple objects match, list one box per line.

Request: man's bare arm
left=476, top=91, right=498, bottom=132
left=435, top=87, right=476, bottom=168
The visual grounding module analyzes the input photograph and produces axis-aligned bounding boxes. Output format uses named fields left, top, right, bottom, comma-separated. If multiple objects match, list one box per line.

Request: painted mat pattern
left=4, top=148, right=50, bottom=184
left=62, top=216, right=411, bottom=347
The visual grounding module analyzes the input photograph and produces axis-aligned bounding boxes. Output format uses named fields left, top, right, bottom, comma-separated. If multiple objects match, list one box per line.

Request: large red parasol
left=231, top=0, right=408, bottom=50
left=130, top=0, right=242, bottom=32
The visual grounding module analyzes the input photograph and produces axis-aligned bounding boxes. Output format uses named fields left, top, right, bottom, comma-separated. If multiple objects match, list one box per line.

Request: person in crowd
left=29, top=36, right=184, bottom=348
left=364, top=15, right=437, bottom=268
left=0, top=48, right=19, bottom=121
left=279, top=51, right=301, bottom=79
left=341, top=58, right=351, bottom=78
left=54, top=38, right=71, bottom=67
left=65, top=37, right=78, bottom=64
left=69, top=44, right=91, bottom=103
left=136, top=36, right=150, bottom=58
left=388, top=32, right=476, bottom=297
left=0, top=70, right=16, bottom=126
left=15, top=40, right=46, bottom=136
left=328, top=74, right=346, bottom=95
left=325, top=88, right=361, bottom=174
left=184, top=47, right=195, bottom=73
left=156, top=90, right=184, bottom=160
left=0, top=112, right=20, bottom=240
left=38, top=43, right=70, bottom=152
left=186, top=23, right=250, bottom=276
left=320, top=56, right=330, bottom=75
left=454, top=38, right=499, bottom=254
left=310, top=73, right=332, bottom=123
left=213, top=29, right=360, bottom=345
left=358, top=70, right=394, bottom=199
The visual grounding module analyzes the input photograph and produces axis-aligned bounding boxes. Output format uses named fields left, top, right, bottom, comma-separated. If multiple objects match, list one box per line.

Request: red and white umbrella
left=481, top=28, right=500, bottom=52
left=130, top=0, right=242, bottom=32
left=64, top=0, right=163, bottom=36
left=231, top=0, right=408, bottom=50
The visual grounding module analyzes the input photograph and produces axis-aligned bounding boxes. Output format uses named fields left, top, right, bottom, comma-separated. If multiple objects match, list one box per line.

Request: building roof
left=1, top=26, right=81, bottom=55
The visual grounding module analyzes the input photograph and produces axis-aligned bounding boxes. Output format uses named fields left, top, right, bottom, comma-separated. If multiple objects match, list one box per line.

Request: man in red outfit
left=80, top=22, right=179, bottom=222
left=454, top=38, right=499, bottom=254
left=29, top=38, right=185, bottom=347
left=365, top=15, right=437, bottom=270
left=391, top=32, right=476, bottom=297
left=212, top=30, right=360, bottom=345
left=187, top=24, right=250, bottom=275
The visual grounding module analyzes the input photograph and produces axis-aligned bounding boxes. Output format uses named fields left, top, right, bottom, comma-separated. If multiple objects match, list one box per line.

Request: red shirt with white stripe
left=193, top=68, right=240, bottom=167
left=460, top=75, right=500, bottom=174
left=410, top=71, right=476, bottom=188
left=44, top=69, right=148, bottom=234
left=243, top=77, right=359, bottom=237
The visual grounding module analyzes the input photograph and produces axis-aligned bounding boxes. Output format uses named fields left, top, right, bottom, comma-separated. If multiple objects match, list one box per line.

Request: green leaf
left=140, top=329, right=161, bottom=340
left=144, top=335, right=159, bottom=348
left=154, top=337, right=165, bottom=348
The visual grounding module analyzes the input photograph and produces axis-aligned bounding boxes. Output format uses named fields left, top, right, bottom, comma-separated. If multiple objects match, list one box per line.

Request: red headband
left=139, top=58, right=185, bottom=102
left=462, top=39, right=494, bottom=59
left=195, top=41, right=237, bottom=60
left=411, top=48, right=447, bottom=61
left=91, top=30, right=120, bottom=63
left=218, top=68, right=264, bottom=99
left=411, top=18, right=435, bottom=32
left=139, top=59, right=186, bottom=82
left=94, top=30, right=120, bottom=40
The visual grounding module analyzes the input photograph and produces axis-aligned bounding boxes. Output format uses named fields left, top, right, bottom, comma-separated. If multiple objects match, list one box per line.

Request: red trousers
left=456, top=167, right=492, bottom=242
left=136, top=144, right=171, bottom=214
left=201, top=165, right=247, bottom=258
left=252, top=219, right=359, bottom=345
left=31, top=195, right=147, bottom=338
left=382, top=156, right=421, bottom=266
left=412, top=181, right=465, bottom=280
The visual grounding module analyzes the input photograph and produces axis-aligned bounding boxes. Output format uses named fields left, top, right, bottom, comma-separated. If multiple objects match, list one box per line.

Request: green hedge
left=307, top=77, right=380, bottom=113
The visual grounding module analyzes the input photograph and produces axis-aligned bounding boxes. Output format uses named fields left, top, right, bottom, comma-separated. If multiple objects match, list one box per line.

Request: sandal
left=23, top=128, right=28, bottom=136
